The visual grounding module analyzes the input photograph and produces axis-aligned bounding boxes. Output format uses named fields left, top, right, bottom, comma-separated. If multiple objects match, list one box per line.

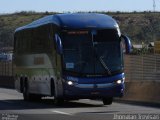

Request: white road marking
left=51, top=110, right=72, bottom=116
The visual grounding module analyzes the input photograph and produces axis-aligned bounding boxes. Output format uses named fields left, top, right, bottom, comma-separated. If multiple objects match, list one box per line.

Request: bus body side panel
left=14, top=53, right=56, bottom=96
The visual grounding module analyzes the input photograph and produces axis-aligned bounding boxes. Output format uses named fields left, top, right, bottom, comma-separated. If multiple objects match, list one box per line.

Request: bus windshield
left=61, top=29, right=123, bottom=76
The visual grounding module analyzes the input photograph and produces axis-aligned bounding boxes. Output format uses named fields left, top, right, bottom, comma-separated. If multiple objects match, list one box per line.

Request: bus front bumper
left=63, top=82, right=124, bottom=99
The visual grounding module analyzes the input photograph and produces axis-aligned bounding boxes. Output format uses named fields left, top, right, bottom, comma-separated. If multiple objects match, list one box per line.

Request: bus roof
left=15, top=13, right=119, bottom=32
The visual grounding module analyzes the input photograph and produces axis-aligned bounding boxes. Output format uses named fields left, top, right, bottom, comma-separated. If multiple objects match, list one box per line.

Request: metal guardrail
left=0, top=76, right=14, bottom=88
left=0, top=61, right=13, bottom=76
left=0, top=61, right=14, bottom=88
left=125, top=54, right=160, bottom=81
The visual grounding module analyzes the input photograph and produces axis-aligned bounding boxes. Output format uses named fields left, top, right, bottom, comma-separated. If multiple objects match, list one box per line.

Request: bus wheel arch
left=50, top=78, right=55, bottom=96
left=23, top=77, right=30, bottom=101
left=23, top=77, right=41, bottom=101
left=50, top=77, right=64, bottom=105
left=20, top=76, right=24, bottom=93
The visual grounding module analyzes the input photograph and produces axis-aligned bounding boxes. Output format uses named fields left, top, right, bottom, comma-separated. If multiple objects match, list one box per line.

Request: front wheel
left=54, top=98, right=64, bottom=106
left=102, top=97, right=113, bottom=105
left=23, top=82, right=31, bottom=101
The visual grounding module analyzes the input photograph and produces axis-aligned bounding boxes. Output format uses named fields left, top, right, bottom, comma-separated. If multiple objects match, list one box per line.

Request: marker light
left=116, top=80, right=122, bottom=84
left=122, top=77, right=125, bottom=83
left=67, top=81, right=73, bottom=86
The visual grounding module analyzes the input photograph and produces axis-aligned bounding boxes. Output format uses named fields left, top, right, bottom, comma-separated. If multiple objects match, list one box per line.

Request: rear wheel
left=23, top=78, right=41, bottom=101
left=102, top=97, right=113, bottom=105
left=23, top=81, right=31, bottom=101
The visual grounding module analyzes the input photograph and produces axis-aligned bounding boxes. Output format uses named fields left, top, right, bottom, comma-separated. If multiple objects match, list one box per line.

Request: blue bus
left=14, top=13, right=131, bottom=105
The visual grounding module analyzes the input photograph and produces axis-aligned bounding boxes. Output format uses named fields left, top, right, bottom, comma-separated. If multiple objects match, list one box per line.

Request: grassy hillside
left=0, top=11, right=160, bottom=47
left=111, top=12, right=160, bottom=44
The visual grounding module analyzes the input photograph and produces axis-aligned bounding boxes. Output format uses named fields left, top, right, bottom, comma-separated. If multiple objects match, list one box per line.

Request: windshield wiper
left=93, top=46, right=112, bottom=75
left=91, top=30, right=112, bottom=75
left=99, top=55, right=112, bottom=75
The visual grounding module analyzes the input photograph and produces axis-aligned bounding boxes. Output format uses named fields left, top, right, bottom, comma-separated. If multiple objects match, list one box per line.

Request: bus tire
left=54, top=98, right=64, bottom=106
left=23, top=78, right=30, bottom=101
left=50, top=78, right=55, bottom=96
left=23, top=78, right=41, bottom=101
left=51, top=79, right=64, bottom=105
left=20, top=77, right=24, bottom=93
left=102, top=97, right=113, bottom=105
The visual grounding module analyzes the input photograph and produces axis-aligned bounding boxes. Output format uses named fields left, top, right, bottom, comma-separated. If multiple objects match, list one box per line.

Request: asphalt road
left=0, top=88, right=160, bottom=120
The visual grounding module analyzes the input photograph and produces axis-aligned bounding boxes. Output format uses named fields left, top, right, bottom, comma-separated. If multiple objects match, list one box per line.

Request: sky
left=0, top=0, right=160, bottom=14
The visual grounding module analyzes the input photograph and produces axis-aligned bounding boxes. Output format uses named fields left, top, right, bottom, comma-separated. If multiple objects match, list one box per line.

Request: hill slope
left=0, top=11, right=160, bottom=47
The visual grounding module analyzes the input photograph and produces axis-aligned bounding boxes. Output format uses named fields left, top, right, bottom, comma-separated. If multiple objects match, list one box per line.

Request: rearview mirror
left=121, top=35, right=131, bottom=54
left=55, top=34, right=63, bottom=54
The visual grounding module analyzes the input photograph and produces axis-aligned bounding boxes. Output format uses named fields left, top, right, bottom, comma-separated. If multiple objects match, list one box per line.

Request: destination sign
left=67, top=31, right=88, bottom=35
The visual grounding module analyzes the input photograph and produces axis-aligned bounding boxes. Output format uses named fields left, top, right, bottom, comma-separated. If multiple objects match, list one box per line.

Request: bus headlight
left=67, top=81, right=74, bottom=86
left=66, top=76, right=78, bottom=86
left=116, top=80, right=122, bottom=84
